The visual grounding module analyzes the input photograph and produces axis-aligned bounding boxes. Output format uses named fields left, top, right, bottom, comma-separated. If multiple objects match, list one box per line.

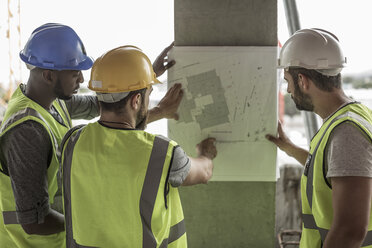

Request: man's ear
left=298, top=73, right=310, bottom=91
left=41, top=70, right=56, bottom=86
left=130, top=93, right=142, bottom=111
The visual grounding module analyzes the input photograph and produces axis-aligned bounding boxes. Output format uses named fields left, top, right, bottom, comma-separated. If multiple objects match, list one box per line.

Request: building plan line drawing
left=167, top=46, right=278, bottom=181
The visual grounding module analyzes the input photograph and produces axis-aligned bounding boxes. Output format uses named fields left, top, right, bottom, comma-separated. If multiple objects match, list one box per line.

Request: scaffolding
left=3, top=0, right=21, bottom=104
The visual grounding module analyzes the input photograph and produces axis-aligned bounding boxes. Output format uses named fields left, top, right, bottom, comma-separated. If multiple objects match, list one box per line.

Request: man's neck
left=99, top=111, right=135, bottom=129
left=25, top=81, right=56, bottom=110
left=314, top=89, right=352, bottom=120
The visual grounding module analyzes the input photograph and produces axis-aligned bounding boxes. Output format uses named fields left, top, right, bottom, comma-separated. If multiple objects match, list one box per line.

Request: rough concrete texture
left=180, top=182, right=276, bottom=247
left=175, top=0, right=277, bottom=46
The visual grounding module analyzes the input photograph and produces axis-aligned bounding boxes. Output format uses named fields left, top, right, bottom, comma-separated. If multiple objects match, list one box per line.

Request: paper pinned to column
left=167, top=46, right=278, bottom=181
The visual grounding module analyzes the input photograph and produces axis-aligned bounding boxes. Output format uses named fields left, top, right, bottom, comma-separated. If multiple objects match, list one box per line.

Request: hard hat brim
left=153, top=77, right=162, bottom=85
left=19, top=52, right=94, bottom=71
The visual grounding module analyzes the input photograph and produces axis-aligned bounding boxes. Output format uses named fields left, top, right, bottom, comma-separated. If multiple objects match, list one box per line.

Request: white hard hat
left=278, top=28, right=347, bottom=76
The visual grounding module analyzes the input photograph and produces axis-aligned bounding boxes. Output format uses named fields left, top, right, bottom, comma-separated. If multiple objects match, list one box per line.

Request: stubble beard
left=54, top=78, right=73, bottom=100
left=135, top=104, right=148, bottom=130
left=293, top=80, right=314, bottom=112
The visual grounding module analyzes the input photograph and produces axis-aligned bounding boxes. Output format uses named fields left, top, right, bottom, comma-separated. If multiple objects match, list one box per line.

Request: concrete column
left=174, top=0, right=277, bottom=247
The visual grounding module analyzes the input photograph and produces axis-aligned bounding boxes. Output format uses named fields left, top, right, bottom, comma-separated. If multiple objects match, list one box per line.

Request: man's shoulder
left=4, top=119, right=47, bottom=136
left=155, top=135, right=179, bottom=147
left=60, top=124, right=86, bottom=150
left=1, top=121, right=50, bottom=148
left=331, top=120, right=371, bottom=142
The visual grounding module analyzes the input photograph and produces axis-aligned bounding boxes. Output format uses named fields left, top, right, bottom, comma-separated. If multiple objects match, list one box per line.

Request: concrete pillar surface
left=175, top=0, right=277, bottom=247
left=180, top=182, right=276, bottom=247
left=175, top=0, right=277, bottom=46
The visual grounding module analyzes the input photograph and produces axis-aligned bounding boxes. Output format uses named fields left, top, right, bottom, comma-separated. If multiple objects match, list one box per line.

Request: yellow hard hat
left=88, top=45, right=161, bottom=93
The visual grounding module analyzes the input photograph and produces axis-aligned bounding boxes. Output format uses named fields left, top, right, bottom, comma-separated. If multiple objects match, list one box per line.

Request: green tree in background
left=343, top=75, right=372, bottom=89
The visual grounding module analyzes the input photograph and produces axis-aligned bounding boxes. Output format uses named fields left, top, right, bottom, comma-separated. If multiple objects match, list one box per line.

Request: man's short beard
left=54, top=78, right=72, bottom=100
left=135, top=103, right=148, bottom=130
left=293, top=79, right=314, bottom=111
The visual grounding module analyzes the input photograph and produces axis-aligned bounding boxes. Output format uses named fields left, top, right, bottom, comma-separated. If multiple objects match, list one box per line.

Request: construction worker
left=266, top=28, right=372, bottom=247
left=61, top=45, right=217, bottom=248
left=0, top=23, right=182, bottom=247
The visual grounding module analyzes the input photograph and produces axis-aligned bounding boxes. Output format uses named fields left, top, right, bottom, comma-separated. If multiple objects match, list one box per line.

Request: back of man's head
left=99, top=88, right=147, bottom=114
left=89, top=45, right=160, bottom=104
left=278, top=28, right=346, bottom=92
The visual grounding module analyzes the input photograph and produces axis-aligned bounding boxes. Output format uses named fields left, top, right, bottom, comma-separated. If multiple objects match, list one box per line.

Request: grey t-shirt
left=65, top=94, right=100, bottom=120
left=169, top=146, right=191, bottom=187
left=325, top=121, right=372, bottom=179
left=0, top=95, right=190, bottom=224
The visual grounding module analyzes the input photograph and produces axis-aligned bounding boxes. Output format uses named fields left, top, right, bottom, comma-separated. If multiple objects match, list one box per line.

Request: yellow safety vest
left=0, top=84, right=70, bottom=248
left=300, top=102, right=372, bottom=247
left=61, top=122, right=187, bottom=248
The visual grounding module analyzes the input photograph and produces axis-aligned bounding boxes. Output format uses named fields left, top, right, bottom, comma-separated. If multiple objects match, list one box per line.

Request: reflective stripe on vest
left=140, top=135, right=172, bottom=248
left=168, top=219, right=186, bottom=243
left=0, top=107, right=60, bottom=158
left=159, top=219, right=187, bottom=248
left=63, top=130, right=184, bottom=248
left=2, top=211, right=18, bottom=224
left=57, top=99, right=72, bottom=129
left=304, top=111, right=372, bottom=244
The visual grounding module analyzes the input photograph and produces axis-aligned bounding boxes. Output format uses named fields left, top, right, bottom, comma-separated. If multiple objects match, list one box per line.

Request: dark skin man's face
left=53, top=70, right=84, bottom=100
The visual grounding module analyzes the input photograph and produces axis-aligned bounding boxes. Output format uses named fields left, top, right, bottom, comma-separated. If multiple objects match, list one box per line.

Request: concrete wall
left=175, top=0, right=277, bottom=46
left=175, top=0, right=277, bottom=247
left=181, top=182, right=276, bottom=247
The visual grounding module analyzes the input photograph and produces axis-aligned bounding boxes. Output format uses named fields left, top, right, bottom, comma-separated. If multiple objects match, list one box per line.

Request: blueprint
left=167, top=46, right=278, bottom=181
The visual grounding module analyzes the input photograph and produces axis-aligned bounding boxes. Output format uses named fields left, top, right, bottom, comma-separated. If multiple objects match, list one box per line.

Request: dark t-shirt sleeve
left=0, top=121, right=52, bottom=224
left=64, top=95, right=99, bottom=120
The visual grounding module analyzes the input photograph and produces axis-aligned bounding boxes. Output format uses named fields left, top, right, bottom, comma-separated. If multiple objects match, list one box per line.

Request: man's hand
left=182, top=137, right=217, bottom=186
left=147, top=83, right=183, bottom=123
left=196, top=137, right=217, bottom=160
left=152, top=42, right=175, bottom=78
left=265, top=121, right=293, bottom=152
left=266, top=121, right=309, bottom=165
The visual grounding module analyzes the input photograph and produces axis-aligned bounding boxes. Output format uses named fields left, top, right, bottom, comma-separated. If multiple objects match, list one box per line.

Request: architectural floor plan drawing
left=167, top=46, right=278, bottom=181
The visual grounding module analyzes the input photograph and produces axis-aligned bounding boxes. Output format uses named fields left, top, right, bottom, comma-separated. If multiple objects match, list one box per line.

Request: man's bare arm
left=323, top=177, right=372, bottom=248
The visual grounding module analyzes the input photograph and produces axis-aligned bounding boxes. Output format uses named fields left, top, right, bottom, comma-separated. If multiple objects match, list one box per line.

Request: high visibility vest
left=61, top=122, right=187, bottom=248
left=0, top=84, right=71, bottom=248
left=300, top=102, right=372, bottom=247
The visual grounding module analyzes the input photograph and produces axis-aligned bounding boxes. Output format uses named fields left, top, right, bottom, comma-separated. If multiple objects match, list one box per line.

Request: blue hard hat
left=19, top=23, right=93, bottom=70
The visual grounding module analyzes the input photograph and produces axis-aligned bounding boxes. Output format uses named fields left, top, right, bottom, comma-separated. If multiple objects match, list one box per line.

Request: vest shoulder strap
left=156, top=134, right=171, bottom=142
left=56, top=99, right=72, bottom=128
left=59, top=124, right=86, bottom=161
